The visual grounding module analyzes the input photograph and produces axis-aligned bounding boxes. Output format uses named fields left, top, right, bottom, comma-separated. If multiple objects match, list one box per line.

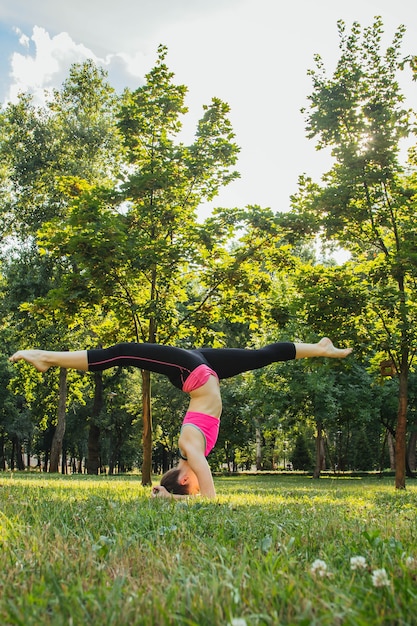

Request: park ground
left=1, top=472, right=417, bottom=625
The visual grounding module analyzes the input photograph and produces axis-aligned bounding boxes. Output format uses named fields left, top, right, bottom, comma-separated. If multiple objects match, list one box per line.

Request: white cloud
left=8, top=26, right=99, bottom=104
left=6, top=25, right=147, bottom=106
left=115, top=51, right=150, bottom=80
left=13, top=26, right=30, bottom=48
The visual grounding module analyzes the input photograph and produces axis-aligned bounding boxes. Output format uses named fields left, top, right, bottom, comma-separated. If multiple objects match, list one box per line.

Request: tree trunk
left=50, top=367, right=67, bottom=473
left=162, top=447, right=169, bottom=473
left=0, top=434, right=6, bottom=470
left=87, top=424, right=100, bottom=474
left=61, top=449, right=67, bottom=474
left=269, top=435, right=276, bottom=470
left=395, top=368, right=408, bottom=489
left=313, top=422, right=325, bottom=479
left=141, top=369, right=152, bottom=486
left=255, top=422, right=262, bottom=470
left=11, top=436, right=25, bottom=470
left=407, top=430, right=417, bottom=472
left=394, top=271, right=410, bottom=489
left=87, top=371, right=103, bottom=475
left=26, top=441, right=31, bottom=469
left=387, top=431, right=396, bottom=469
left=17, top=441, right=25, bottom=470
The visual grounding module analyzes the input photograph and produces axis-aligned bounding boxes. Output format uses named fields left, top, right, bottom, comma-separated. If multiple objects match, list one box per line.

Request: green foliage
left=294, top=262, right=369, bottom=346
left=291, top=433, right=314, bottom=470
left=305, top=17, right=409, bottom=173
left=2, top=32, right=417, bottom=480
left=296, top=17, right=417, bottom=364
left=0, top=62, right=121, bottom=237
left=290, top=16, right=417, bottom=487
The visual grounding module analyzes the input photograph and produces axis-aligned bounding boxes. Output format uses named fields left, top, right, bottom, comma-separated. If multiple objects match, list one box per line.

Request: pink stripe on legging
left=89, top=354, right=192, bottom=373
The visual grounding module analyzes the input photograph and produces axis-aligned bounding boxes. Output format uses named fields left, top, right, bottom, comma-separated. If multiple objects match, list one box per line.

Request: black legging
left=87, top=342, right=296, bottom=390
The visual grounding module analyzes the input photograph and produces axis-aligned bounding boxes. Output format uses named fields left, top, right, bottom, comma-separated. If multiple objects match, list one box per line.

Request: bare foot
left=9, top=350, right=51, bottom=372
left=318, top=337, right=353, bottom=359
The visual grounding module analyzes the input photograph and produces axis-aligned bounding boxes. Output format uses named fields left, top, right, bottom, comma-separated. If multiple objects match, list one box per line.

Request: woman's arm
left=184, top=448, right=216, bottom=498
left=179, top=426, right=217, bottom=498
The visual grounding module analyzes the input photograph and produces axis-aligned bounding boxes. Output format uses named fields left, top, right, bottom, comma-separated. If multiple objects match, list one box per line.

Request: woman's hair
left=160, top=468, right=190, bottom=495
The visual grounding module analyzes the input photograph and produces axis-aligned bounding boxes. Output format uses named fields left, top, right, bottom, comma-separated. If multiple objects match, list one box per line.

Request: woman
left=9, top=337, right=352, bottom=499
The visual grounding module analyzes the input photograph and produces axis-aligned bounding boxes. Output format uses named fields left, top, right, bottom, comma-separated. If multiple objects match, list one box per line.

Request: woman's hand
left=152, top=485, right=171, bottom=498
left=152, top=485, right=193, bottom=500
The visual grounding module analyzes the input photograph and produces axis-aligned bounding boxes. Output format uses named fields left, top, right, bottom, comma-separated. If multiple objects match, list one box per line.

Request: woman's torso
left=188, top=375, right=222, bottom=419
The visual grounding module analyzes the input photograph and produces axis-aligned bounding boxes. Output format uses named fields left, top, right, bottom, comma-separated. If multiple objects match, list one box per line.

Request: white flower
left=350, top=556, right=367, bottom=571
left=371, top=568, right=390, bottom=588
left=229, top=619, right=247, bottom=626
left=310, top=559, right=328, bottom=577
left=405, top=556, right=417, bottom=570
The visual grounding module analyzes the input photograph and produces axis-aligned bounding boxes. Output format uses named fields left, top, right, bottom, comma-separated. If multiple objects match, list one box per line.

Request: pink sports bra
left=182, top=364, right=219, bottom=393
left=180, top=411, right=220, bottom=457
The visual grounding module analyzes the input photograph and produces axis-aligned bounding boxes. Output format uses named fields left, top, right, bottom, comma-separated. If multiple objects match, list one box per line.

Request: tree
left=49, top=366, right=67, bottom=473
left=1, top=61, right=123, bottom=472
left=105, top=45, right=241, bottom=484
left=0, top=357, right=22, bottom=469
left=0, top=60, right=121, bottom=238
left=294, top=17, right=417, bottom=488
left=26, top=46, right=242, bottom=483
left=292, top=433, right=313, bottom=471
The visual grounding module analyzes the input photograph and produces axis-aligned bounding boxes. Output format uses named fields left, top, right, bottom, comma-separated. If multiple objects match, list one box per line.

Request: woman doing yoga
left=9, top=338, right=352, bottom=499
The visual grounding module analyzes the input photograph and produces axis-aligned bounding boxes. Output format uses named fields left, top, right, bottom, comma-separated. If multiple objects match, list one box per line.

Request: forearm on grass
left=186, top=452, right=216, bottom=498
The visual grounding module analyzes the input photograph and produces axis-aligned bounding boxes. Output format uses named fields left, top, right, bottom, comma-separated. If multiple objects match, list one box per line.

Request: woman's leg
left=87, top=343, right=205, bottom=389
left=197, top=342, right=296, bottom=379
left=198, top=338, right=351, bottom=380
left=9, top=343, right=206, bottom=388
left=10, top=338, right=351, bottom=378
left=10, top=343, right=206, bottom=386
left=9, top=350, right=88, bottom=372
left=294, top=337, right=352, bottom=359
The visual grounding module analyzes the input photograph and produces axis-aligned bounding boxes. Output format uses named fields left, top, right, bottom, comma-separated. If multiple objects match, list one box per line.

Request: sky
left=0, top=0, right=416, bottom=219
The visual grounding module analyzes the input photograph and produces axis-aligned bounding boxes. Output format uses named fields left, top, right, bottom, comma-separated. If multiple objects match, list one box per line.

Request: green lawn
left=1, top=472, right=416, bottom=625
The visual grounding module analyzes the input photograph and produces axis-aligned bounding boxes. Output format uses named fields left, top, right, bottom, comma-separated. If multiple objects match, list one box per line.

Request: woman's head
left=160, top=465, right=200, bottom=495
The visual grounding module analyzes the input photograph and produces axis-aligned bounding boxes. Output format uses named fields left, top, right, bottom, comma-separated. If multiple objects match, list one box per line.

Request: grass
left=1, top=473, right=417, bottom=625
